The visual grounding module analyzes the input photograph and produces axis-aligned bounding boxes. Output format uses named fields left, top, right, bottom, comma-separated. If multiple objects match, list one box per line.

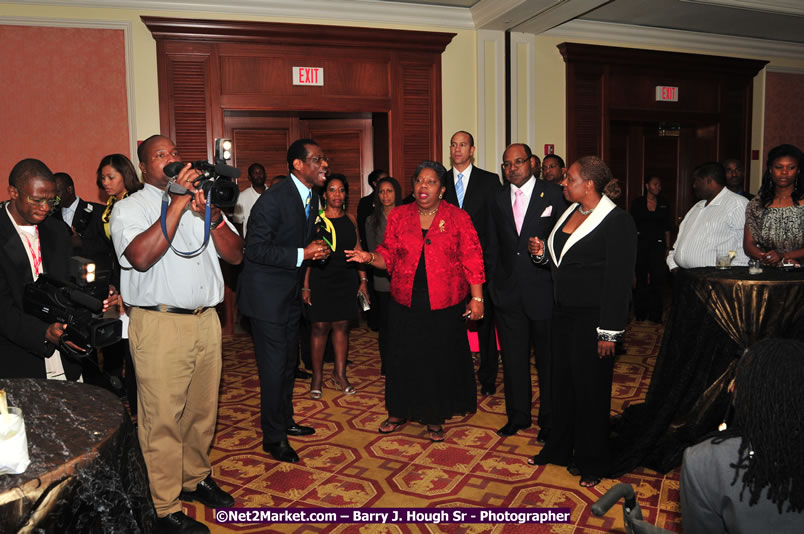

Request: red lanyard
left=21, top=227, right=42, bottom=276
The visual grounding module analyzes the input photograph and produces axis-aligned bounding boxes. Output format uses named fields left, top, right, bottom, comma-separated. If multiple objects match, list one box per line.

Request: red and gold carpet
left=185, top=321, right=681, bottom=533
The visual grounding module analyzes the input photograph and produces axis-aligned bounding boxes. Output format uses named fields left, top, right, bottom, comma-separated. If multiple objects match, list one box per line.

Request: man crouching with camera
left=110, top=135, right=243, bottom=534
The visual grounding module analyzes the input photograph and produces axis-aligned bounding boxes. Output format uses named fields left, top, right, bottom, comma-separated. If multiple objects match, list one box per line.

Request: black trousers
left=475, top=285, right=499, bottom=388
left=539, top=304, right=614, bottom=476
left=250, top=299, right=301, bottom=443
left=635, top=240, right=666, bottom=322
left=495, top=304, right=551, bottom=429
left=375, top=290, right=392, bottom=374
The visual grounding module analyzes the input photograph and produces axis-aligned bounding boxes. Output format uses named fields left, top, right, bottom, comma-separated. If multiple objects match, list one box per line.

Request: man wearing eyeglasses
left=238, top=138, right=331, bottom=464
left=0, top=159, right=81, bottom=380
left=485, top=143, right=567, bottom=442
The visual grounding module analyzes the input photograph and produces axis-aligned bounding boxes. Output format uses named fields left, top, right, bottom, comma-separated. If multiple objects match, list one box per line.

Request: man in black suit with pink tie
left=486, top=143, right=568, bottom=441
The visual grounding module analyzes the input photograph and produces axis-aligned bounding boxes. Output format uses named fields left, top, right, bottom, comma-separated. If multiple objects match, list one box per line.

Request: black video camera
left=23, top=258, right=122, bottom=357
left=164, top=160, right=240, bottom=209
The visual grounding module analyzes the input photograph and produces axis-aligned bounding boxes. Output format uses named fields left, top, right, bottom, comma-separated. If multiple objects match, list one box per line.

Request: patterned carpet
left=182, top=320, right=681, bottom=533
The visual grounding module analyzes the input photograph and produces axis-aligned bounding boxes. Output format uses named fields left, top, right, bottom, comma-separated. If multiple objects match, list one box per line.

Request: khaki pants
left=129, top=307, right=222, bottom=517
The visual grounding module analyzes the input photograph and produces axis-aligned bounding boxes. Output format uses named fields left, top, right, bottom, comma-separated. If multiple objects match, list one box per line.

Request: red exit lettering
left=293, top=66, right=324, bottom=86
left=655, top=85, right=679, bottom=102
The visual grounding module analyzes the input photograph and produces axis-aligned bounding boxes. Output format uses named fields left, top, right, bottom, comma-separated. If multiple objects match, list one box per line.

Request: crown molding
left=8, top=0, right=476, bottom=30
left=0, top=15, right=138, bottom=160
left=544, top=19, right=804, bottom=61
left=680, top=0, right=804, bottom=17
left=766, top=65, right=804, bottom=74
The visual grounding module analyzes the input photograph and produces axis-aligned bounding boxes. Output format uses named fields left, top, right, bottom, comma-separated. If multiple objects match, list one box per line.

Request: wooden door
left=300, top=118, right=373, bottom=221
left=610, top=120, right=717, bottom=232
left=224, top=114, right=300, bottom=188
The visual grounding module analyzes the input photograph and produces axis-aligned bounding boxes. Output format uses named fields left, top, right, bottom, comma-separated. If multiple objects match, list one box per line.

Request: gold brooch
left=439, top=219, right=446, bottom=233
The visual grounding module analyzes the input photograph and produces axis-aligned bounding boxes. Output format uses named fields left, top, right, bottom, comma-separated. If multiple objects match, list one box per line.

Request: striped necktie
left=305, top=190, right=312, bottom=219
left=456, top=173, right=465, bottom=208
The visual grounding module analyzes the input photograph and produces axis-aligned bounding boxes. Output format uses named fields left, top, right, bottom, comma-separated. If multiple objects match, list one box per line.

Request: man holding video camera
left=110, top=135, right=243, bottom=533
left=0, top=159, right=82, bottom=380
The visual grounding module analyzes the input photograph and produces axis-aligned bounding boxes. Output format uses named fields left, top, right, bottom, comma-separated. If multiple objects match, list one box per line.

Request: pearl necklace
left=418, top=206, right=438, bottom=216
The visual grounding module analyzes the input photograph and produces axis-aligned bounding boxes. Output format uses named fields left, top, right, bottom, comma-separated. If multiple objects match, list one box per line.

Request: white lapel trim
left=548, top=195, right=616, bottom=267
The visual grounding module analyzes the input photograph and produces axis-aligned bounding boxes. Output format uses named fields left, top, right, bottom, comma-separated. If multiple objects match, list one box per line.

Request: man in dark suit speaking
left=238, top=138, right=331, bottom=463
left=486, top=143, right=567, bottom=441
left=443, top=130, right=502, bottom=395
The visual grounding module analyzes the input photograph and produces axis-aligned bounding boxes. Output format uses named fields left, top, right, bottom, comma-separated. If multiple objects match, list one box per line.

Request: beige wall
left=0, top=2, right=476, bottom=171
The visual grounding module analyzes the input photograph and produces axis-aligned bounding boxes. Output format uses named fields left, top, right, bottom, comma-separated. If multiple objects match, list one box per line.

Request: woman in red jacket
left=346, top=160, right=485, bottom=441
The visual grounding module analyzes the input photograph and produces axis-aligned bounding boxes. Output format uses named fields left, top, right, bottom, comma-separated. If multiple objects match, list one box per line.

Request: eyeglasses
left=13, top=187, right=60, bottom=207
left=502, top=158, right=530, bottom=170
left=306, top=156, right=329, bottom=165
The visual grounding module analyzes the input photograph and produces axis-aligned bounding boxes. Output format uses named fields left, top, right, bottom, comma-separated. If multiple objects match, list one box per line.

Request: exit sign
left=656, top=86, right=678, bottom=102
left=293, top=66, right=324, bottom=86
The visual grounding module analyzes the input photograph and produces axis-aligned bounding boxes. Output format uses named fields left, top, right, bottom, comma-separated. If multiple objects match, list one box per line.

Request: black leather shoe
left=497, top=422, right=529, bottom=437
left=536, top=428, right=550, bottom=443
left=179, top=475, right=234, bottom=508
left=286, top=424, right=315, bottom=436
left=263, top=439, right=299, bottom=463
left=295, top=368, right=312, bottom=379
left=156, top=511, right=210, bottom=533
left=480, top=382, right=495, bottom=396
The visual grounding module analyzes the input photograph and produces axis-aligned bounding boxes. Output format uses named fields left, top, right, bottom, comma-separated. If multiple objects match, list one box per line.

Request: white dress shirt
left=110, top=183, right=234, bottom=309
left=667, top=186, right=749, bottom=270
left=510, top=174, right=537, bottom=210
left=453, top=164, right=473, bottom=198
left=232, top=185, right=262, bottom=237
left=60, top=196, right=79, bottom=227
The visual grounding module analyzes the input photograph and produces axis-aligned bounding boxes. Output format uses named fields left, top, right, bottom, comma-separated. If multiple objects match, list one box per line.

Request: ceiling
left=377, top=0, right=804, bottom=43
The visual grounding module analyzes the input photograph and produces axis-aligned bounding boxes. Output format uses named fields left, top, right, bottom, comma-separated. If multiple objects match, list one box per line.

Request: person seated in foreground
left=680, top=337, right=804, bottom=533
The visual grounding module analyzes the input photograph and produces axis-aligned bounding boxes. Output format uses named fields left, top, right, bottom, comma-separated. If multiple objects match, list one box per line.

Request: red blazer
left=377, top=201, right=484, bottom=310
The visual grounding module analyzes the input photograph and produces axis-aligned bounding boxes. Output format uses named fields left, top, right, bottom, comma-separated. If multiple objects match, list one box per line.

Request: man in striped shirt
left=667, top=162, right=748, bottom=271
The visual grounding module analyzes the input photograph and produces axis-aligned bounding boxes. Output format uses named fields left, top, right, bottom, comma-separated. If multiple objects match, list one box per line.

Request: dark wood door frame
left=142, top=16, right=454, bottom=184
left=559, top=43, right=767, bottom=192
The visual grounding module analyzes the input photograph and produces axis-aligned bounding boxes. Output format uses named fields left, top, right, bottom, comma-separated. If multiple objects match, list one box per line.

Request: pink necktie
left=513, top=188, right=525, bottom=235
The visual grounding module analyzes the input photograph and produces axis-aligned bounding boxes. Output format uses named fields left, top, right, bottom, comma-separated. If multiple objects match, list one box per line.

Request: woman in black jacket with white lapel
left=527, top=156, right=637, bottom=488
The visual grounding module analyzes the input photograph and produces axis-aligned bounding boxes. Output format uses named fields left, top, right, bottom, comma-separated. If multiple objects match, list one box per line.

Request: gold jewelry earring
left=438, top=193, right=443, bottom=199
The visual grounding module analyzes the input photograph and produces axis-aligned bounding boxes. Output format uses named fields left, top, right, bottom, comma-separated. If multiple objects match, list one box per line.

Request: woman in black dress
left=345, top=161, right=485, bottom=442
left=630, top=176, right=672, bottom=323
left=528, top=156, right=637, bottom=488
left=303, top=174, right=367, bottom=398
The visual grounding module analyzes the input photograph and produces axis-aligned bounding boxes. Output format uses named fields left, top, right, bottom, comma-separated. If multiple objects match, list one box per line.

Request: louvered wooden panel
left=574, top=72, right=602, bottom=159
left=169, top=58, right=210, bottom=162
left=400, top=63, right=434, bottom=188
left=231, top=128, right=292, bottom=187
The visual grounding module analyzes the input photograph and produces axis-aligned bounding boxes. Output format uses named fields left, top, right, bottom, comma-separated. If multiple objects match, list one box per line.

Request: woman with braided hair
left=680, top=337, right=804, bottom=533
